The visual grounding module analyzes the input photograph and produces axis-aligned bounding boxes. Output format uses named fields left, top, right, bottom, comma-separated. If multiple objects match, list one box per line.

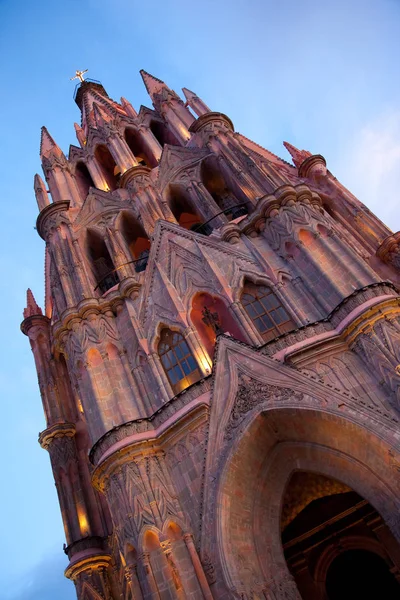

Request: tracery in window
left=158, top=329, right=200, bottom=393
left=241, top=283, right=295, bottom=341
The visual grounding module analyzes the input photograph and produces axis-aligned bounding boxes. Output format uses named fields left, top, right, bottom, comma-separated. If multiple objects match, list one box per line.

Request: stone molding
left=189, top=111, right=234, bottom=134
left=89, top=376, right=211, bottom=465
left=39, top=421, right=76, bottom=450
left=377, top=231, right=400, bottom=269
left=36, top=199, right=70, bottom=240
left=64, top=552, right=112, bottom=580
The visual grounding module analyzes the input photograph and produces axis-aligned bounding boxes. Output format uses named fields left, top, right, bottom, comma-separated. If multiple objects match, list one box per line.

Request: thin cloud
left=335, top=109, right=400, bottom=232
left=2, top=551, right=74, bottom=600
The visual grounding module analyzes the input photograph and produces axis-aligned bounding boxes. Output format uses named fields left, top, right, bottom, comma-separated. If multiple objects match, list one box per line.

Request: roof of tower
left=283, top=141, right=312, bottom=168
left=40, top=126, right=63, bottom=159
left=74, top=79, right=129, bottom=131
left=140, top=70, right=168, bottom=98
left=182, top=87, right=197, bottom=101
left=23, top=289, right=43, bottom=319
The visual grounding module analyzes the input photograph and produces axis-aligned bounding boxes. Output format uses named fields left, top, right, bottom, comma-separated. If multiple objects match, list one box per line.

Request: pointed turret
left=140, top=70, right=168, bottom=101
left=182, top=87, right=210, bottom=117
left=283, top=141, right=312, bottom=169
left=140, top=69, right=194, bottom=142
left=23, top=289, right=43, bottom=319
left=120, top=97, right=137, bottom=118
left=74, top=122, right=86, bottom=148
left=34, top=174, right=50, bottom=211
left=40, top=126, right=64, bottom=160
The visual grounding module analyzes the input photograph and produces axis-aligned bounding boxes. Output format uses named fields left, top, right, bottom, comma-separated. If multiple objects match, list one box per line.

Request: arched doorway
left=281, top=471, right=400, bottom=599
left=210, top=398, right=400, bottom=599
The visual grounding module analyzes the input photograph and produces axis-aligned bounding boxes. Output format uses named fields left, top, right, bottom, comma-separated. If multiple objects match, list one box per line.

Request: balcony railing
left=94, top=251, right=150, bottom=293
left=191, top=202, right=250, bottom=236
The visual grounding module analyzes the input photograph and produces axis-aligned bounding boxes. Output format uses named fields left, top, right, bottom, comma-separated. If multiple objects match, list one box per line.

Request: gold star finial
left=70, top=69, right=88, bottom=83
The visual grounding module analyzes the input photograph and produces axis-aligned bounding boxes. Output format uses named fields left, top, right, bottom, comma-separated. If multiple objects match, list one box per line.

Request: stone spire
left=182, top=87, right=211, bottom=117
left=40, top=126, right=63, bottom=160
left=283, top=141, right=312, bottom=168
left=34, top=173, right=50, bottom=211
left=74, top=122, right=86, bottom=147
left=140, top=70, right=168, bottom=101
left=120, top=96, right=138, bottom=118
left=23, top=289, right=43, bottom=319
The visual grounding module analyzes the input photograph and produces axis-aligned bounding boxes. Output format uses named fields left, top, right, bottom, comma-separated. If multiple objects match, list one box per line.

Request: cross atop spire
left=70, top=69, right=88, bottom=83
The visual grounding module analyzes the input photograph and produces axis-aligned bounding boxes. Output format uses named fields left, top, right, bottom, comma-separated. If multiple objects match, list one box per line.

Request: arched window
left=75, top=161, right=95, bottom=199
left=241, top=283, right=295, bottom=341
left=120, top=212, right=151, bottom=273
left=201, top=157, right=249, bottom=220
left=150, top=119, right=180, bottom=147
left=87, top=230, right=119, bottom=294
left=94, top=144, right=119, bottom=191
left=124, top=128, right=156, bottom=168
left=167, top=185, right=211, bottom=235
left=158, top=329, right=200, bottom=393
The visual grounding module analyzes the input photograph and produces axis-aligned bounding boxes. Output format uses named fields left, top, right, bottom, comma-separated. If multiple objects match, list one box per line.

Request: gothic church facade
left=21, top=72, right=400, bottom=599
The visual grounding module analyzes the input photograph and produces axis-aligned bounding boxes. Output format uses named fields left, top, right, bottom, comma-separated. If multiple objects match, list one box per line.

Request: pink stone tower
left=21, top=72, right=400, bottom=599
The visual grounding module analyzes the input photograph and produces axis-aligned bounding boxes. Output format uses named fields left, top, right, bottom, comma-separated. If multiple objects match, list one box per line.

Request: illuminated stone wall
left=21, top=72, right=400, bottom=599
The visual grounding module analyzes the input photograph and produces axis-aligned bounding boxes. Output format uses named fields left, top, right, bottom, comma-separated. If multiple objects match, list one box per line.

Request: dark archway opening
left=124, top=128, right=157, bottom=168
left=201, top=157, right=249, bottom=220
left=150, top=119, right=180, bottom=147
left=94, top=144, right=119, bottom=191
left=326, top=549, right=400, bottom=600
left=87, top=230, right=118, bottom=293
left=167, top=185, right=211, bottom=235
left=281, top=472, right=400, bottom=600
left=119, top=212, right=151, bottom=273
left=75, top=162, right=95, bottom=199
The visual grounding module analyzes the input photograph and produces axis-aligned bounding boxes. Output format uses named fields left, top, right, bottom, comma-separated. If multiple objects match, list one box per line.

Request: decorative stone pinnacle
left=283, top=141, right=312, bottom=168
left=23, top=288, right=43, bottom=319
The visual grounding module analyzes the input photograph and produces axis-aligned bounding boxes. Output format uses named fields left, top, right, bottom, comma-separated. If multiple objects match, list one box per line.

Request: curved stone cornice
left=39, top=422, right=76, bottom=450
left=65, top=552, right=112, bottom=580
left=20, top=313, right=50, bottom=336
left=36, top=200, right=71, bottom=240
left=189, top=112, right=234, bottom=134
left=377, top=231, right=400, bottom=266
left=298, top=154, right=327, bottom=178
left=240, top=183, right=323, bottom=236
left=51, top=284, right=140, bottom=347
left=119, top=164, right=152, bottom=189
left=89, top=376, right=211, bottom=467
left=259, top=282, right=399, bottom=363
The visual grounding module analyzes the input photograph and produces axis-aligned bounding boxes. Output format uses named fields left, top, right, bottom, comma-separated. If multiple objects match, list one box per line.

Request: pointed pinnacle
left=34, top=174, right=50, bottom=211
left=283, top=141, right=312, bottom=168
left=40, top=126, right=63, bottom=159
left=120, top=96, right=137, bottom=118
left=182, top=87, right=197, bottom=101
left=23, top=288, right=43, bottom=319
left=74, top=122, right=86, bottom=147
left=140, top=69, right=167, bottom=98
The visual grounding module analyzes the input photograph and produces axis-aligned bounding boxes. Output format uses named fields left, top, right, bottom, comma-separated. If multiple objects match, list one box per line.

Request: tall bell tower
left=22, top=71, right=400, bottom=599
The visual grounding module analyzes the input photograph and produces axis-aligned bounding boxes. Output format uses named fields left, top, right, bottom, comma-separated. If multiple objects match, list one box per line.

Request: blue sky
left=0, top=0, right=399, bottom=598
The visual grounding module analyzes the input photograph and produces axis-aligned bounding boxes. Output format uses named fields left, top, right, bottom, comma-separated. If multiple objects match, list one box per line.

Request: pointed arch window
left=158, top=329, right=200, bottom=393
left=241, top=283, right=295, bottom=341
